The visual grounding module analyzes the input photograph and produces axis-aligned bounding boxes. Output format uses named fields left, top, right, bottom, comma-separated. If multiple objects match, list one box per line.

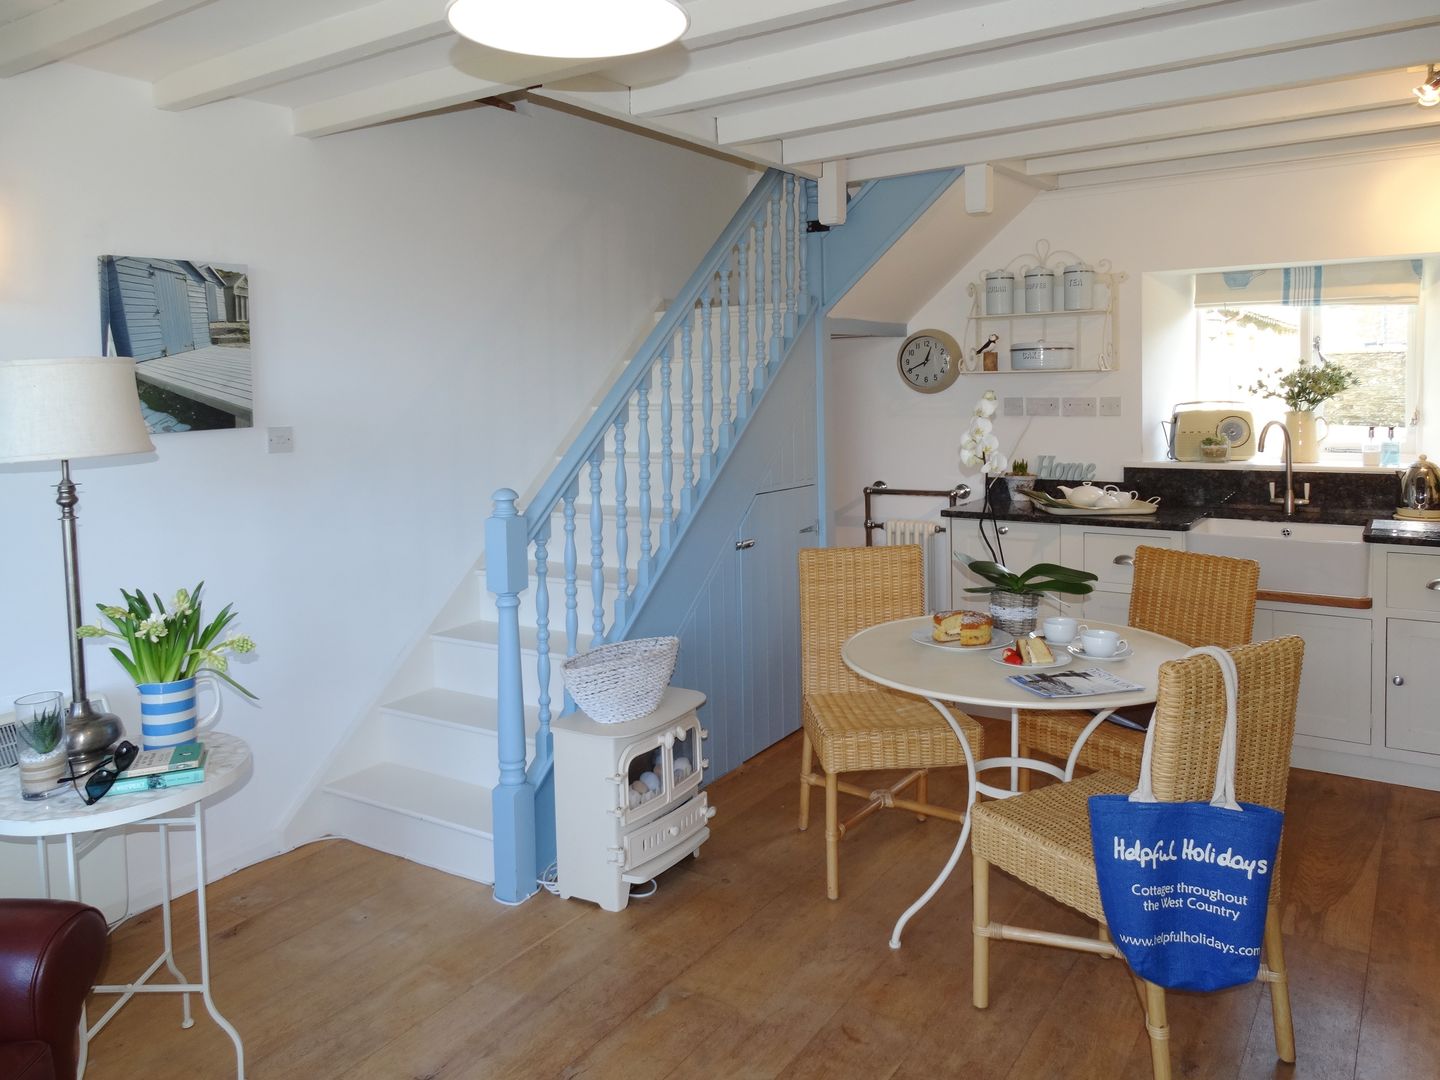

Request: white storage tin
left=984, top=270, right=1014, bottom=315
left=1023, top=267, right=1055, bottom=313
left=1010, top=341, right=1075, bottom=370
left=1063, top=263, right=1095, bottom=310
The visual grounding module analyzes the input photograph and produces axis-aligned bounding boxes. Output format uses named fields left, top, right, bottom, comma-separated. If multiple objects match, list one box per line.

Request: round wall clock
left=897, top=329, right=962, bottom=394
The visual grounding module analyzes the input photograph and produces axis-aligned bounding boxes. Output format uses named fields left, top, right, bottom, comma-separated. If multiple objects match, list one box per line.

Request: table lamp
left=0, top=357, right=155, bottom=772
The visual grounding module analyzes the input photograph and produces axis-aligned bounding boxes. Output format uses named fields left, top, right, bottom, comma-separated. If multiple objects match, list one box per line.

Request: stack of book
left=110, top=742, right=208, bottom=795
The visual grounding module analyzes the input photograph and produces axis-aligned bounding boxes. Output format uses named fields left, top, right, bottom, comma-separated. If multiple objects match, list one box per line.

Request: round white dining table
left=841, top=617, right=1191, bottom=947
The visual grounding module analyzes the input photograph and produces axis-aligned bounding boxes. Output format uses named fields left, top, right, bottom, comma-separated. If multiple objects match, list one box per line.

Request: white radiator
left=884, top=518, right=943, bottom=613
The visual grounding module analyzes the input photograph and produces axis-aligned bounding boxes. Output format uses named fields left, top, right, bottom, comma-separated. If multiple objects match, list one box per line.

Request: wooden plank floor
left=134, top=344, right=252, bottom=417
left=86, top=729, right=1440, bottom=1079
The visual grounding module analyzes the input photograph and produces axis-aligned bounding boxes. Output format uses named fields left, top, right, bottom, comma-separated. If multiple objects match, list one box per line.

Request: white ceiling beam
left=780, top=28, right=1440, bottom=163
left=152, top=0, right=448, bottom=111
left=1056, top=126, right=1440, bottom=188
left=291, top=59, right=601, bottom=138
left=1025, top=105, right=1440, bottom=175
left=0, top=0, right=207, bottom=78
left=629, top=0, right=1219, bottom=117
left=717, top=0, right=1440, bottom=145
left=680, top=0, right=898, bottom=50
left=845, top=25, right=1440, bottom=181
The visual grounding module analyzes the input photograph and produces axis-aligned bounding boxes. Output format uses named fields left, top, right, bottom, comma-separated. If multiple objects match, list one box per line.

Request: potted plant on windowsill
left=1199, top=435, right=1230, bottom=462
left=1246, top=340, right=1358, bottom=464
left=961, top=560, right=1098, bottom=634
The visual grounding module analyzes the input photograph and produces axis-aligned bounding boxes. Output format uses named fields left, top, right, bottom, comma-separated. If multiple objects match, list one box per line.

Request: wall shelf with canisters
left=962, top=242, right=1126, bottom=375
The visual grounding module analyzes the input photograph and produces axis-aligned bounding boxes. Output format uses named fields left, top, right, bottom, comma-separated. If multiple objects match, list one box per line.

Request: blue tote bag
left=1088, top=647, right=1283, bottom=992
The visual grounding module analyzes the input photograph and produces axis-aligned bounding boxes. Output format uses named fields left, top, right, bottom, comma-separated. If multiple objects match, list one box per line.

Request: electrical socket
left=1062, top=397, right=1097, bottom=418
left=1003, top=396, right=1025, bottom=417
left=266, top=426, right=294, bottom=454
left=1099, top=396, right=1122, bottom=417
left=1026, top=397, right=1059, bottom=417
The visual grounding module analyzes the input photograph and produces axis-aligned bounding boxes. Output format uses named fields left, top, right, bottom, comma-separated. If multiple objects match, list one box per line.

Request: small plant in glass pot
left=14, top=691, right=67, bottom=800
left=1199, top=435, right=1230, bottom=462
left=961, top=559, right=1098, bottom=635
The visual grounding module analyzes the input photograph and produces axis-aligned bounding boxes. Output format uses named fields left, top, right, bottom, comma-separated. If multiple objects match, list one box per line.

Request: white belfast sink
left=1186, top=518, right=1369, bottom=598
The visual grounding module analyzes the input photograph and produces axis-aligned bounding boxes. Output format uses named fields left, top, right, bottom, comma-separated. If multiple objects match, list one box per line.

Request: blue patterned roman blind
left=1194, top=259, right=1422, bottom=306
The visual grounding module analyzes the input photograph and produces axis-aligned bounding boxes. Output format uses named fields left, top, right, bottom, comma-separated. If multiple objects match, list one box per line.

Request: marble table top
left=0, top=731, right=251, bottom=837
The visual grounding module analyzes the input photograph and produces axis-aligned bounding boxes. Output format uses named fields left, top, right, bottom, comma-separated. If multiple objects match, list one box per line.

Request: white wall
left=828, top=147, right=1440, bottom=542
left=0, top=64, right=748, bottom=899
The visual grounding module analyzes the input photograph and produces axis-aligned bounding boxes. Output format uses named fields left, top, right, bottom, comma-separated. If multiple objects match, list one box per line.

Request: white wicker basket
left=562, top=636, right=679, bottom=724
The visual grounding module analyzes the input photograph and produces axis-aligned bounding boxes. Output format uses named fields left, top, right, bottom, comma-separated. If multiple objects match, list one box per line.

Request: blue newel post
left=487, top=488, right=538, bottom=904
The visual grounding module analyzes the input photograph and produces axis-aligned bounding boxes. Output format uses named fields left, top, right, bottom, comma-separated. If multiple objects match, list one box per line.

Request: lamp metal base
left=66, top=699, right=124, bottom=774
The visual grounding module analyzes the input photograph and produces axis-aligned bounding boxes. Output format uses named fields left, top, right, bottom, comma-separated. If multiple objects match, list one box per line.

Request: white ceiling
left=4, top=0, right=1440, bottom=188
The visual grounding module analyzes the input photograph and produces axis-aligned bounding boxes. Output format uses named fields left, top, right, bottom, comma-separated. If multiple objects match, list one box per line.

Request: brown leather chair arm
left=0, top=900, right=108, bottom=1080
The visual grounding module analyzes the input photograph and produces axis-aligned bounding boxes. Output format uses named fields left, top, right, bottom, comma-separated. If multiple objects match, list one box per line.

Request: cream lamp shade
left=446, top=0, right=688, bottom=59
left=0, top=356, right=155, bottom=463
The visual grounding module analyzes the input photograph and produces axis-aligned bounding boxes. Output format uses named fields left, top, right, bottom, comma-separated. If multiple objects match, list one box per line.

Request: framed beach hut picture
left=98, top=256, right=252, bottom=434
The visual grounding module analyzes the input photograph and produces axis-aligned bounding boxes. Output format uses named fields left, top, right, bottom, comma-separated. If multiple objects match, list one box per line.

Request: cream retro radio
left=1167, top=401, right=1256, bottom=461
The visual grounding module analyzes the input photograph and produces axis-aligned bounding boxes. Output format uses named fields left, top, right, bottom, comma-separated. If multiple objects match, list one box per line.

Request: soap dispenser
left=1381, top=426, right=1401, bottom=468
left=1363, top=426, right=1381, bottom=467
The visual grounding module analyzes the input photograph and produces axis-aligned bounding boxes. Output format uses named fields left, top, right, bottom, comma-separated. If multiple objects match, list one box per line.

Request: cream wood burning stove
left=553, top=687, right=714, bottom=911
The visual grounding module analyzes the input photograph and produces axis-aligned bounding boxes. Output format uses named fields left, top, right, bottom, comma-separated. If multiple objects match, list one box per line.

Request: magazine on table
left=1006, top=668, right=1145, bottom=698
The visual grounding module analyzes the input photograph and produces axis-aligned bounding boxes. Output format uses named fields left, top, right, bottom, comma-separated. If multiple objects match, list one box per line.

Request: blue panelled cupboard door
left=739, top=484, right=818, bottom=761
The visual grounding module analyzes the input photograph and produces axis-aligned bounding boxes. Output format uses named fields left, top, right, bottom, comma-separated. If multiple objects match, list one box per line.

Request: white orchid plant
left=77, top=582, right=258, bottom=698
left=960, top=390, right=1009, bottom=476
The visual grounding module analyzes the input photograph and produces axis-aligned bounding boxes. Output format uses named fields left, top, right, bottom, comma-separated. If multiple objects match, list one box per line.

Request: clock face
left=898, top=330, right=961, bottom=394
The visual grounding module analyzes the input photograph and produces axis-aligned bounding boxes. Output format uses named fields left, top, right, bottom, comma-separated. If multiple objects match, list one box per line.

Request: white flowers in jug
left=960, top=390, right=1008, bottom=476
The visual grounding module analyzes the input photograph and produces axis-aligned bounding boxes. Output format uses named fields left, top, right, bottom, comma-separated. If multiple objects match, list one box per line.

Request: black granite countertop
left=938, top=469, right=1440, bottom=547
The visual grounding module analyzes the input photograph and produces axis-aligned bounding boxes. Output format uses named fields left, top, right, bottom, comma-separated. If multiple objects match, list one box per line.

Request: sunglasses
left=57, top=741, right=139, bottom=805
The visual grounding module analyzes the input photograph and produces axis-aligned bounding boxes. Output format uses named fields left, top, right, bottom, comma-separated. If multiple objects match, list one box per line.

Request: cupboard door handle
left=736, top=538, right=756, bottom=550
left=1393, top=675, right=1405, bottom=686
left=799, top=524, right=818, bottom=534
left=1113, top=555, right=1134, bottom=566
left=997, top=526, right=1009, bottom=535
left=1426, top=580, right=1440, bottom=591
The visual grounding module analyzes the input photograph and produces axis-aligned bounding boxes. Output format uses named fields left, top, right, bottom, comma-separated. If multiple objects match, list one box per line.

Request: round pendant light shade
left=446, top=0, right=688, bottom=59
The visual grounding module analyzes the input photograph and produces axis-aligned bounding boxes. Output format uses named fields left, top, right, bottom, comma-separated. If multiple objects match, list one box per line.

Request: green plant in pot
left=14, top=691, right=68, bottom=800
left=1246, top=343, right=1358, bottom=464
left=962, top=560, right=1098, bottom=635
left=1199, top=434, right=1229, bottom=461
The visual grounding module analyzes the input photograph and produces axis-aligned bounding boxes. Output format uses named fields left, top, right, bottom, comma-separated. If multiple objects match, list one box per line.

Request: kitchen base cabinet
left=1255, top=607, right=1372, bottom=745
left=1385, top=618, right=1440, bottom=755
left=1062, top=526, right=1183, bottom=629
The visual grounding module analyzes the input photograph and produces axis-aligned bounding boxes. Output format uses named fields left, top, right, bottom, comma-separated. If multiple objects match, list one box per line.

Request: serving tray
left=1018, top=488, right=1160, bottom=516
left=1036, top=502, right=1160, bottom=517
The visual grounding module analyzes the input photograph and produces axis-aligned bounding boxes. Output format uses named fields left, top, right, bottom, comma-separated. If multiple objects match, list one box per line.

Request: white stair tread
left=432, top=622, right=601, bottom=656
left=324, top=764, right=493, bottom=838
left=475, top=560, right=625, bottom=583
left=381, top=688, right=539, bottom=736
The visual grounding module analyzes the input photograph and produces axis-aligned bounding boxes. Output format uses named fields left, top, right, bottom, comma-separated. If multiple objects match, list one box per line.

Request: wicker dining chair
left=972, top=635, right=1305, bottom=1080
left=1020, top=546, right=1259, bottom=780
left=798, top=545, right=985, bottom=900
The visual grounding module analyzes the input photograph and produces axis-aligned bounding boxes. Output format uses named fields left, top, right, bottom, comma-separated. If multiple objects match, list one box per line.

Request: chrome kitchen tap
left=1258, top=420, right=1311, bottom=516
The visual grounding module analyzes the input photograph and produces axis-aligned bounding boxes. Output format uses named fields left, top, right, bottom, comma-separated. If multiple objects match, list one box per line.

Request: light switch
left=1003, top=396, right=1025, bottom=417
left=267, top=427, right=294, bottom=454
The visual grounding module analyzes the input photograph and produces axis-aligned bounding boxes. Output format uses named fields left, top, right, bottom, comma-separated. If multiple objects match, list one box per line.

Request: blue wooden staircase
left=283, top=167, right=964, bottom=900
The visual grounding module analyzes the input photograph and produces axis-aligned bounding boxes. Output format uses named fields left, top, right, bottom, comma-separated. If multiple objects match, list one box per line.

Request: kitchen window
left=1193, top=260, right=1423, bottom=454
